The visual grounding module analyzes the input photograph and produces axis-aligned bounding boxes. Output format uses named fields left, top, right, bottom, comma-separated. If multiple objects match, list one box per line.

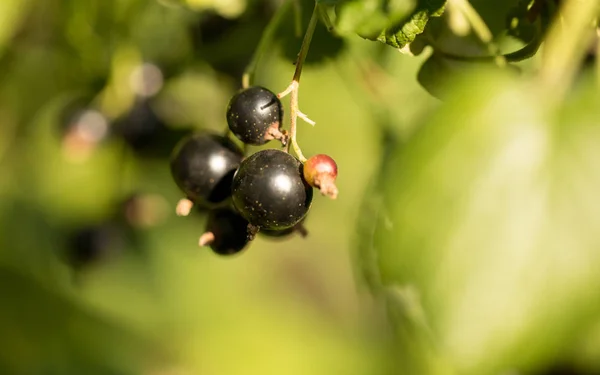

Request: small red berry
left=303, top=154, right=338, bottom=199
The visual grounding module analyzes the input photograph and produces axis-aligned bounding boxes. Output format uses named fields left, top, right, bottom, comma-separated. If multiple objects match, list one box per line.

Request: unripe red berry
left=303, top=154, right=338, bottom=199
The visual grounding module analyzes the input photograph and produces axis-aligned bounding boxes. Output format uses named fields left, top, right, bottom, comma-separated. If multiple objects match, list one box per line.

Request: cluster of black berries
left=170, top=86, right=338, bottom=256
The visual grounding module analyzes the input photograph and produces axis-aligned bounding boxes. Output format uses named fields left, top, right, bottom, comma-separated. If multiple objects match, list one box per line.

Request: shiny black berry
left=113, top=99, right=188, bottom=158
left=170, top=132, right=244, bottom=207
left=261, top=217, right=308, bottom=240
left=231, top=149, right=313, bottom=230
left=226, top=86, right=284, bottom=145
left=200, top=208, right=250, bottom=255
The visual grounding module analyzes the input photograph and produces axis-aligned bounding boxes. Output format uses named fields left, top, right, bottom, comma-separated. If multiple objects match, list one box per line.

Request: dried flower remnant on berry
left=303, top=154, right=338, bottom=199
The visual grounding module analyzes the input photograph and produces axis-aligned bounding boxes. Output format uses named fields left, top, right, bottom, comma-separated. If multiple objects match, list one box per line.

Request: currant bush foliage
left=0, top=0, right=599, bottom=374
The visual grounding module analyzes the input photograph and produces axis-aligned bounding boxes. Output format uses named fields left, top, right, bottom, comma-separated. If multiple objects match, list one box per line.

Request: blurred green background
left=0, top=0, right=599, bottom=374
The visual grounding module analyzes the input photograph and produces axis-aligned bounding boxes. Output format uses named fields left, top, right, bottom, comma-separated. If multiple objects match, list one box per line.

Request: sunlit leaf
left=368, top=71, right=600, bottom=374
left=375, top=0, right=446, bottom=48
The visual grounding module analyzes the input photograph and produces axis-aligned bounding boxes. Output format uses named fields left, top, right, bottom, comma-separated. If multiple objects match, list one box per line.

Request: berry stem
left=292, top=3, right=319, bottom=84
left=277, top=3, right=320, bottom=162
left=242, top=0, right=292, bottom=89
left=292, top=0, right=303, bottom=37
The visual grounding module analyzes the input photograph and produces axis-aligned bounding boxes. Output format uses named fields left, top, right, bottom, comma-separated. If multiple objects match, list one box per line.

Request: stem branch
left=277, top=3, right=320, bottom=162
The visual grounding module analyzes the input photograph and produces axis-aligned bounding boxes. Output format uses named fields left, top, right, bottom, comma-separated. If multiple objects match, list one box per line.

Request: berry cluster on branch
left=169, top=3, right=338, bottom=256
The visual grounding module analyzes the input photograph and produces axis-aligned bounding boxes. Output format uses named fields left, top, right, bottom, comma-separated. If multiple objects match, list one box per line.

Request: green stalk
left=242, top=0, right=292, bottom=89
left=293, top=3, right=319, bottom=83
left=285, top=3, right=320, bottom=161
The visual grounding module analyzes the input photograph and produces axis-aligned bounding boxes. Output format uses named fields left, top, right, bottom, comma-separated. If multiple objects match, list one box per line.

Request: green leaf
left=0, top=0, right=33, bottom=57
left=334, top=0, right=417, bottom=41
left=417, top=52, right=520, bottom=100
left=375, top=0, right=446, bottom=49
left=366, top=70, right=600, bottom=374
left=316, top=0, right=346, bottom=4
left=0, top=267, right=158, bottom=374
left=333, top=0, right=447, bottom=49
left=505, top=0, right=538, bottom=41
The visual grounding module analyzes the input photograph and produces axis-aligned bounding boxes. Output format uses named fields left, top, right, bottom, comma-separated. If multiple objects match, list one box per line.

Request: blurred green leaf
left=316, top=0, right=345, bottom=4
left=334, top=0, right=446, bottom=49
left=376, top=0, right=446, bottom=49
left=0, top=0, right=33, bottom=56
left=368, top=71, right=600, bottom=374
left=0, top=267, right=160, bottom=375
left=279, top=0, right=346, bottom=65
left=505, top=0, right=538, bottom=42
left=417, top=52, right=520, bottom=100
left=335, top=0, right=417, bottom=41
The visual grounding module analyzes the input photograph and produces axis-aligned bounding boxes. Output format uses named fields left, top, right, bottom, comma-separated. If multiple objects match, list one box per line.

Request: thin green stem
left=449, top=0, right=506, bottom=67
left=278, top=3, right=320, bottom=162
left=293, top=3, right=319, bottom=83
left=292, top=0, right=303, bottom=38
left=539, top=0, right=600, bottom=101
left=242, top=0, right=292, bottom=89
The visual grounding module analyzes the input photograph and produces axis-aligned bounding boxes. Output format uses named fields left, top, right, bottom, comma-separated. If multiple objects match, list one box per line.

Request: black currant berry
left=65, top=224, right=124, bottom=269
left=200, top=208, right=250, bottom=255
left=231, top=149, right=313, bottom=230
left=261, top=218, right=308, bottom=240
left=226, top=86, right=284, bottom=145
left=113, top=99, right=188, bottom=158
left=170, top=132, right=244, bottom=207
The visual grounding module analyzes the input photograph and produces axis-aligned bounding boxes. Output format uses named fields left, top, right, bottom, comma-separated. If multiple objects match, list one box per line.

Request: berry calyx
left=231, top=149, right=313, bottom=230
left=175, top=198, right=194, bottom=217
left=226, top=86, right=286, bottom=146
left=170, top=132, right=244, bottom=208
left=199, top=208, right=250, bottom=255
left=303, top=154, right=339, bottom=199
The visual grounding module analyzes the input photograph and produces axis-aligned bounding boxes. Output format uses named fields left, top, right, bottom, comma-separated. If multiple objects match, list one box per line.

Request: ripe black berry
left=261, top=218, right=308, bottom=240
left=113, top=99, right=188, bottom=158
left=226, top=86, right=285, bottom=145
left=170, top=132, right=244, bottom=207
left=65, top=224, right=124, bottom=269
left=200, top=208, right=250, bottom=255
left=231, top=149, right=313, bottom=230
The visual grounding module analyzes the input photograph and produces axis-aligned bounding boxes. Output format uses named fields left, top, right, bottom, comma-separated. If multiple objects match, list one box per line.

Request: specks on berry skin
left=303, top=154, right=339, bottom=199
left=231, top=149, right=313, bottom=230
left=226, top=86, right=284, bottom=146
